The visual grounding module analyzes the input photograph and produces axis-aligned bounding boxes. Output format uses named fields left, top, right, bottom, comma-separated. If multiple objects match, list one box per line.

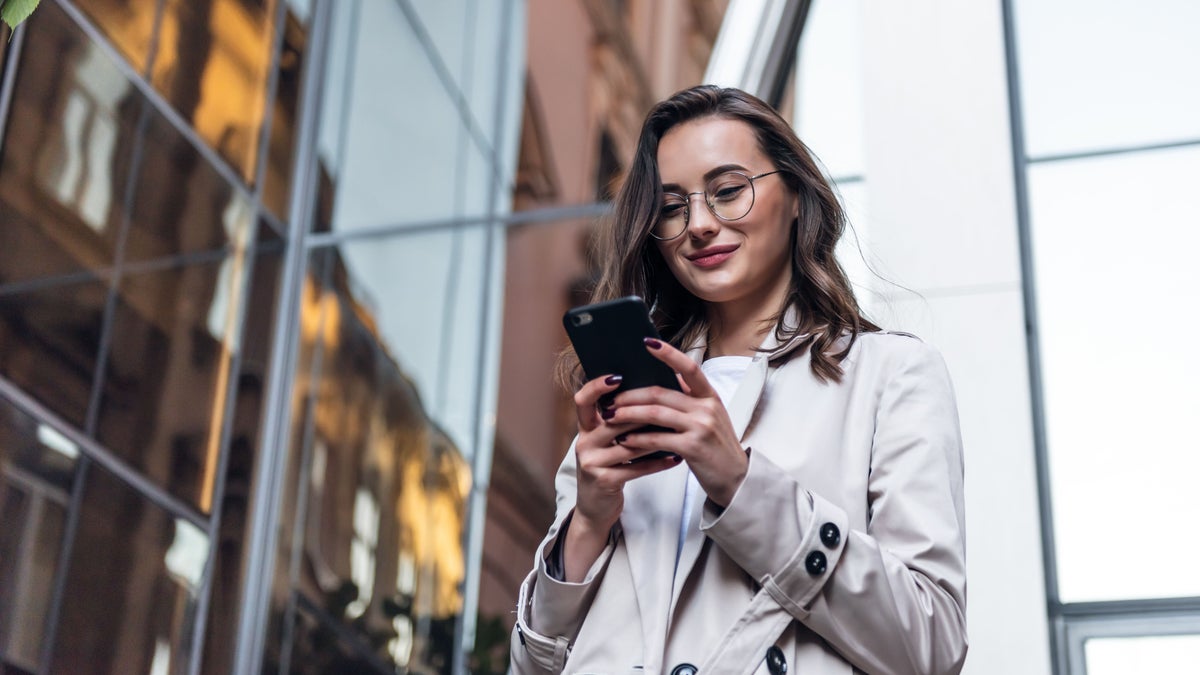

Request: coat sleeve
left=699, top=341, right=968, bottom=675
left=510, top=442, right=620, bottom=674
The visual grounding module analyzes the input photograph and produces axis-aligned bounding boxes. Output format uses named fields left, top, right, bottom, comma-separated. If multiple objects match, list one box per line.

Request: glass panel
left=1085, top=634, right=1200, bottom=675
left=791, top=0, right=865, bottom=179
left=200, top=234, right=282, bottom=675
left=1014, top=0, right=1200, bottom=157
left=409, top=0, right=469, bottom=92
left=0, top=1, right=139, bottom=277
left=318, top=0, right=481, bottom=231
left=1029, top=146, right=1200, bottom=602
left=150, top=0, right=277, bottom=183
left=0, top=274, right=107, bottom=430
left=48, top=466, right=208, bottom=675
left=127, top=111, right=255, bottom=263
left=0, top=399, right=78, bottom=674
left=72, top=0, right=159, bottom=74
left=268, top=246, right=472, bottom=673
left=260, top=5, right=307, bottom=218
left=94, top=242, right=252, bottom=511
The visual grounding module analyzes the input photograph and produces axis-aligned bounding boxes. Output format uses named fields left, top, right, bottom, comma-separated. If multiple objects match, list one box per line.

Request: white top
left=676, top=355, right=753, bottom=569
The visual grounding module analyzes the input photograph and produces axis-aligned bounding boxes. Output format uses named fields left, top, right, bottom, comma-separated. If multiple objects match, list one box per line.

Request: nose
left=683, top=192, right=720, bottom=238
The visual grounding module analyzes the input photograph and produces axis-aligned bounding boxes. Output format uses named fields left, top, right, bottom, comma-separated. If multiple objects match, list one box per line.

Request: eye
left=709, top=179, right=748, bottom=203
left=659, top=197, right=687, bottom=219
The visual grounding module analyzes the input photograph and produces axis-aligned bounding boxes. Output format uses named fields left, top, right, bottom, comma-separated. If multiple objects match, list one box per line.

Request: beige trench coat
left=510, top=330, right=968, bottom=675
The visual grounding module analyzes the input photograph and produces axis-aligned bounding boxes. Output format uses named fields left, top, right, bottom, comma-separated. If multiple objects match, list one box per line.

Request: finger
left=597, top=453, right=682, bottom=480
left=644, top=338, right=715, bottom=398
left=611, top=385, right=698, bottom=411
left=604, top=402, right=692, bottom=434
left=579, top=432, right=670, bottom=470
left=574, top=375, right=624, bottom=432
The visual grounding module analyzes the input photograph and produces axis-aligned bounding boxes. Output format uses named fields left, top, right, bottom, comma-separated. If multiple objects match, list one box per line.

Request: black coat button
left=820, top=522, right=841, bottom=548
left=805, top=550, right=827, bottom=575
left=670, top=664, right=698, bottom=675
left=766, top=645, right=788, bottom=675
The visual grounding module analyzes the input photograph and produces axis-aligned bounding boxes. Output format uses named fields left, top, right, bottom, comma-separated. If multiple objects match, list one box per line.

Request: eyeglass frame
left=650, top=169, right=784, bottom=241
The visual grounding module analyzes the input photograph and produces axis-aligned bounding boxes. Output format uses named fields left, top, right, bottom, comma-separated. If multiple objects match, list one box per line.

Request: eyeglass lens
left=654, top=171, right=756, bottom=240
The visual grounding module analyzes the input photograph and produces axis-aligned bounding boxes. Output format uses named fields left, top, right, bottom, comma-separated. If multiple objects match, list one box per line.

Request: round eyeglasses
left=651, top=170, right=783, bottom=241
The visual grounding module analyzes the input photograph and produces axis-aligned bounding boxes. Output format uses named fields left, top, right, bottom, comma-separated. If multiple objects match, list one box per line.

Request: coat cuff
left=700, top=448, right=850, bottom=616
left=513, top=515, right=618, bottom=669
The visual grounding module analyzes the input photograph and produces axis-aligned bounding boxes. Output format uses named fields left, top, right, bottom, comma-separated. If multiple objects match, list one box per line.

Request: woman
left=510, top=85, right=967, bottom=675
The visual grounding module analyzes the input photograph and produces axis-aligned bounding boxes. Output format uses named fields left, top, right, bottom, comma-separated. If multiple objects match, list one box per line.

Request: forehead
left=657, top=117, right=768, bottom=184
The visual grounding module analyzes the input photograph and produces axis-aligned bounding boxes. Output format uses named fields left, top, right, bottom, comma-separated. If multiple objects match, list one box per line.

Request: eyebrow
left=660, top=163, right=749, bottom=192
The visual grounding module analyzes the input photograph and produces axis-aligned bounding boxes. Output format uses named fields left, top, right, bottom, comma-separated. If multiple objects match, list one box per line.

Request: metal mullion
left=36, top=456, right=89, bottom=675
left=52, top=0, right=258, bottom=208
left=1000, top=1, right=1064, bottom=674
left=1057, top=597, right=1200, bottom=618
left=0, top=247, right=241, bottom=299
left=0, top=22, right=28, bottom=158
left=276, top=259, right=330, bottom=675
left=1, top=377, right=208, bottom=528
left=1027, top=137, right=1200, bottom=166
left=304, top=200, right=615, bottom=249
left=231, top=0, right=332, bottom=671
left=186, top=0, right=292, bottom=668
left=455, top=0, right=517, bottom=668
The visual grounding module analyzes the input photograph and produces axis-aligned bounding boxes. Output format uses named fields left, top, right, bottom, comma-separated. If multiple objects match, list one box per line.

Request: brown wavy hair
left=558, top=85, right=878, bottom=390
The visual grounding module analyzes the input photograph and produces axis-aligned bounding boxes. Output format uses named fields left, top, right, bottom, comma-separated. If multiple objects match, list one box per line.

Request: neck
left=704, top=282, right=791, bottom=358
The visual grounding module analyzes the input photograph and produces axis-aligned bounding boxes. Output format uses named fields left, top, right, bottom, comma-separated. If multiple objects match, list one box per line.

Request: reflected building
left=0, top=1, right=522, bottom=674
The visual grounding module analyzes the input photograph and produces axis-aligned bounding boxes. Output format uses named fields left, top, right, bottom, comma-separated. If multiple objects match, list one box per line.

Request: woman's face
left=654, top=117, right=798, bottom=314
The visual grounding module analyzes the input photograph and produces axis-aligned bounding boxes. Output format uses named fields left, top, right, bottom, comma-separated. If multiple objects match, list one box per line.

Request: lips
left=686, top=244, right=740, bottom=268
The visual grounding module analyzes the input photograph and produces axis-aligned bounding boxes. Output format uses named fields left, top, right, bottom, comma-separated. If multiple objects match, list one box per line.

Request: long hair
left=558, top=85, right=878, bottom=390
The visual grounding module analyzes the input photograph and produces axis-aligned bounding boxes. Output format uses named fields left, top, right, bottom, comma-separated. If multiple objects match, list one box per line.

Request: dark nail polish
left=600, top=407, right=615, bottom=420
left=604, top=374, right=623, bottom=386
left=644, top=337, right=662, bottom=349
left=614, top=433, right=627, bottom=444
left=671, top=455, right=683, bottom=463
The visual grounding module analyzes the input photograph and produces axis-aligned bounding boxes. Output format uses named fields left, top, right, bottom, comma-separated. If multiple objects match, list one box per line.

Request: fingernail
left=671, top=455, right=683, bottom=463
left=604, top=374, right=623, bottom=386
left=614, top=433, right=627, bottom=444
left=600, top=407, right=615, bottom=420
left=643, top=337, right=662, bottom=349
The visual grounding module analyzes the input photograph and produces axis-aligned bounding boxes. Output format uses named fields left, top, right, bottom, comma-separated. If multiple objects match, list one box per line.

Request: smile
left=686, top=244, right=740, bottom=268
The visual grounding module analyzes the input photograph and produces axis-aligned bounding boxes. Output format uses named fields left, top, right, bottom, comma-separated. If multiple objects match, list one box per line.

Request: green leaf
left=1, top=0, right=41, bottom=30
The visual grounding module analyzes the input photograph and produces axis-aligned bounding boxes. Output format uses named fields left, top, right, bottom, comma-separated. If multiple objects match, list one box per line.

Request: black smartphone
left=563, top=296, right=681, bottom=462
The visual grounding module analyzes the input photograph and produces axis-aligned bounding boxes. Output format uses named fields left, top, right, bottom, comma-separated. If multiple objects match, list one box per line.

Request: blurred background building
left=0, top=1, right=1196, bottom=674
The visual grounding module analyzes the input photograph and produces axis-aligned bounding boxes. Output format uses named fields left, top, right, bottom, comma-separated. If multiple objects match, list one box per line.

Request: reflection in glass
left=268, top=248, right=471, bottom=673
left=49, top=466, right=207, bottom=675
left=1085, top=634, right=1200, bottom=675
left=1029, top=147, right=1200, bottom=602
left=0, top=1, right=138, bottom=275
left=261, top=6, right=307, bottom=219
left=318, top=0, right=481, bottom=231
left=0, top=274, right=107, bottom=430
left=95, top=246, right=252, bottom=511
left=125, top=109, right=256, bottom=262
left=1014, top=0, right=1200, bottom=156
left=200, top=235, right=282, bottom=675
left=0, top=399, right=78, bottom=674
left=72, top=0, right=159, bottom=74
left=151, top=0, right=277, bottom=183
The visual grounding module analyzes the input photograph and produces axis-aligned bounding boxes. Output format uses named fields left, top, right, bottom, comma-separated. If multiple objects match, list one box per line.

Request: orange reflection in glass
left=151, top=0, right=276, bottom=183
left=73, top=0, right=158, bottom=74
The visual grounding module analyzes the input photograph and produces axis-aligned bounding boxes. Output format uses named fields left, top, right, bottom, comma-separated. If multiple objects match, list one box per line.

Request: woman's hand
left=564, top=372, right=682, bottom=581
left=605, top=338, right=749, bottom=507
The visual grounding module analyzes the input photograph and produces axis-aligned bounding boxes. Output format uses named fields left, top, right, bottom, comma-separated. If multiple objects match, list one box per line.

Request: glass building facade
left=0, top=1, right=523, bottom=673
